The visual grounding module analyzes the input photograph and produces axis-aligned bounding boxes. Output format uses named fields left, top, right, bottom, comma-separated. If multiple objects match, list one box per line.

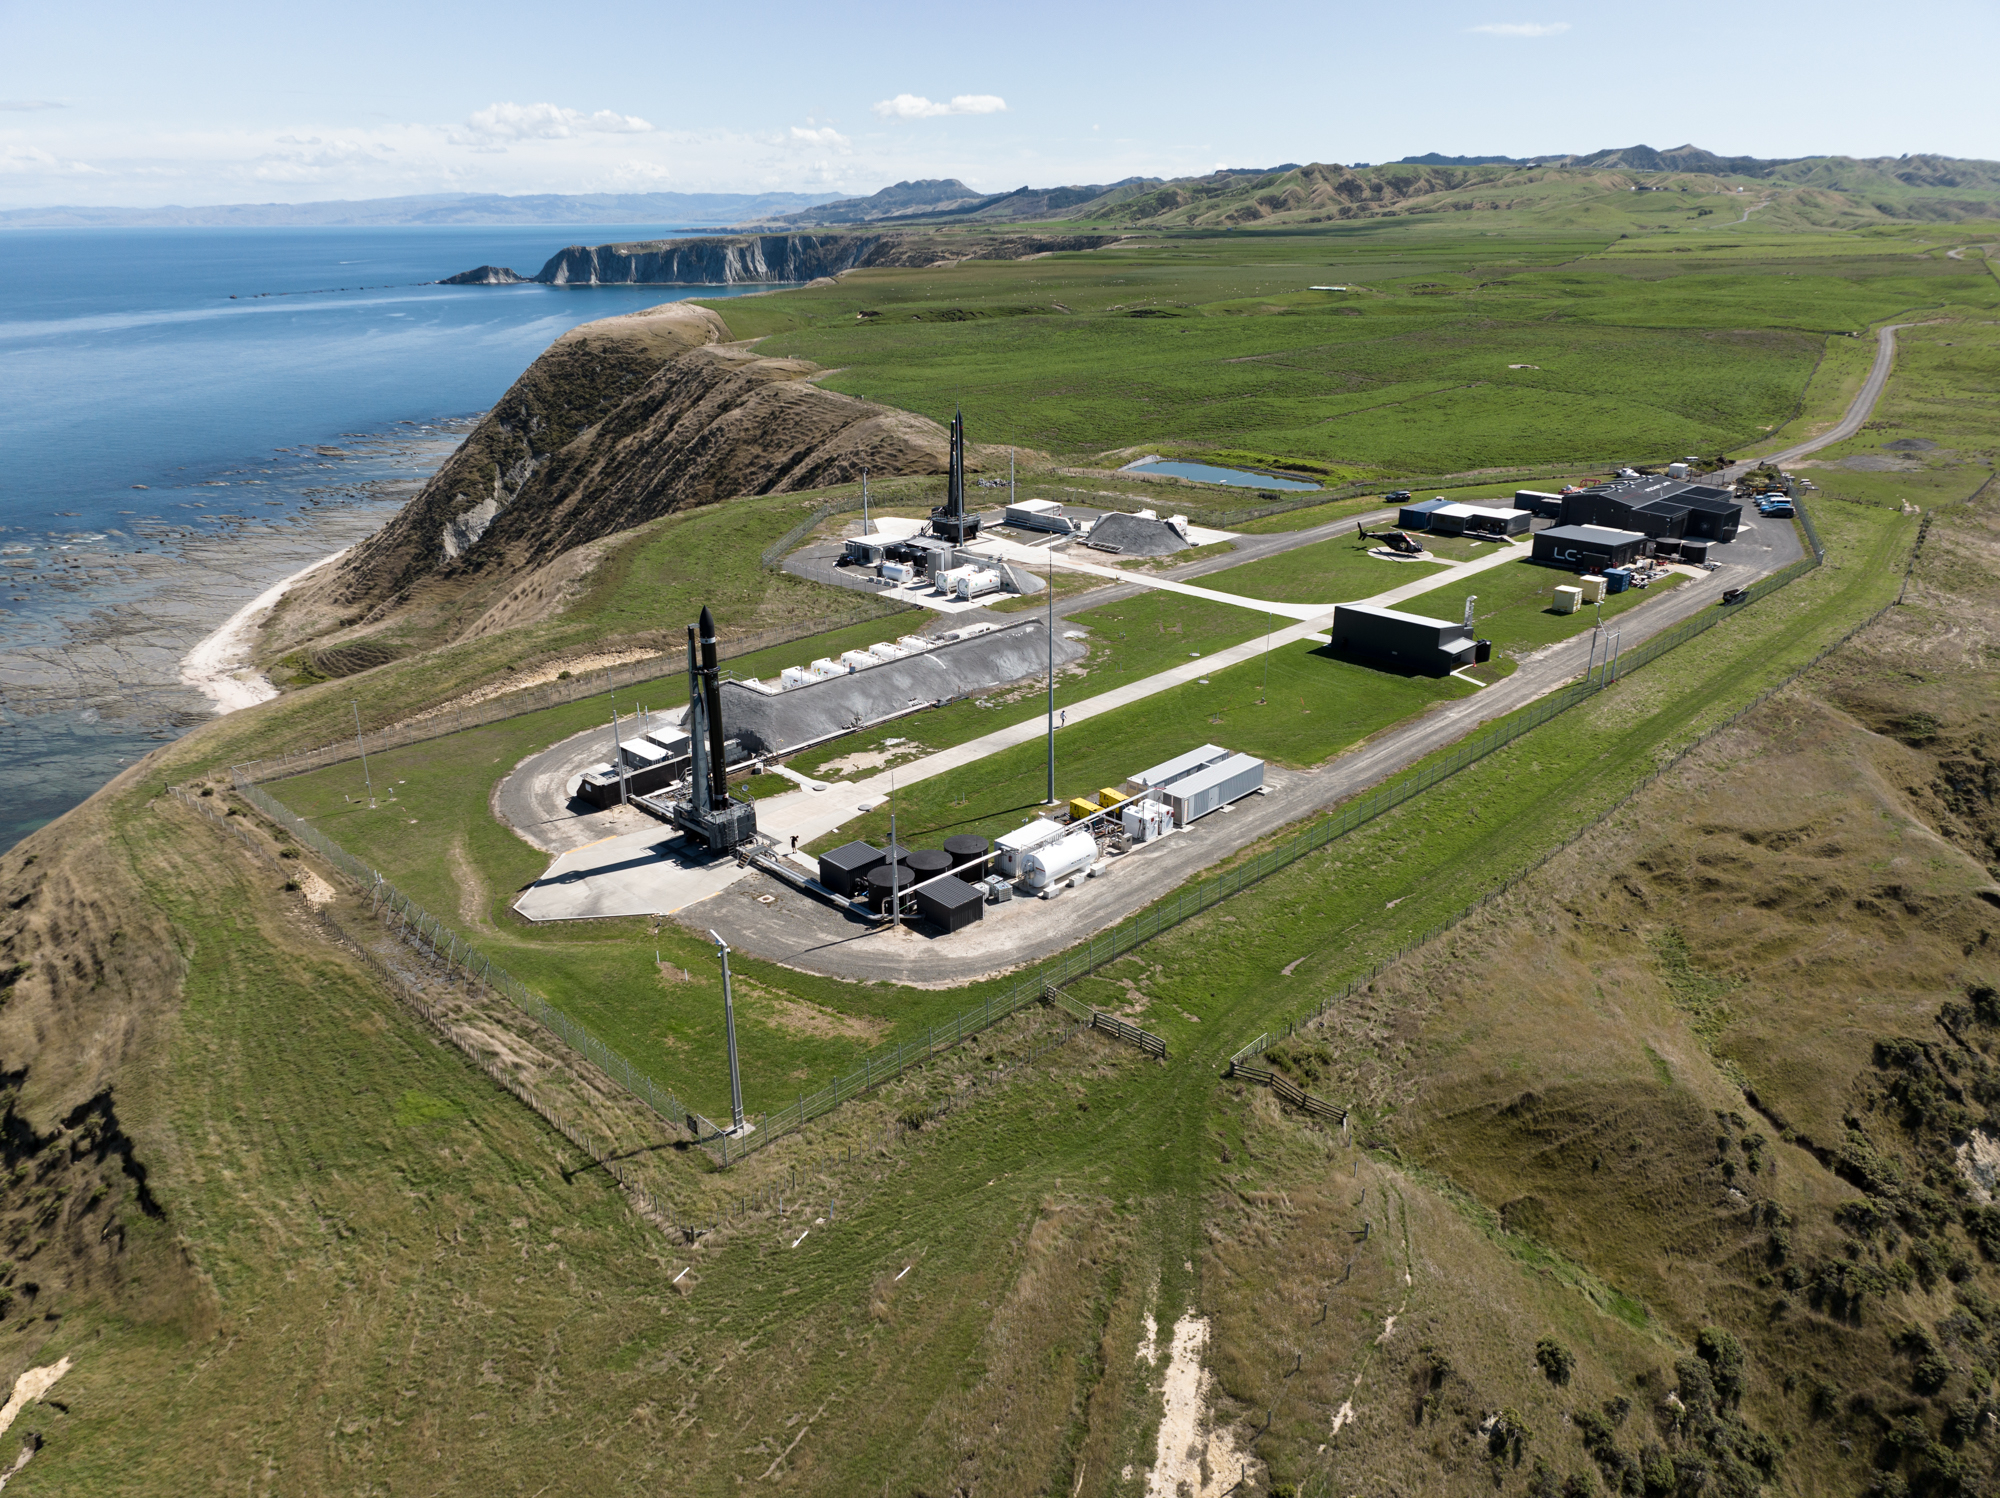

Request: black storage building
left=817, top=841, right=886, bottom=897
left=914, top=875, right=985, bottom=932
left=1678, top=488, right=1742, bottom=542
left=1532, top=524, right=1650, bottom=572
left=1626, top=498, right=1690, bottom=540
left=1330, top=603, right=1476, bottom=675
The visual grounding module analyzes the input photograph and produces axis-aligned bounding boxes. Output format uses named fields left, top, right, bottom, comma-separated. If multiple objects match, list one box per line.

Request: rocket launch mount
left=928, top=408, right=981, bottom=546
left=670, top=606, right=759, bottom=854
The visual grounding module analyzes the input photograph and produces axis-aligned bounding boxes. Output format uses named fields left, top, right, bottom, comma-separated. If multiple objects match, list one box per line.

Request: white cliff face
left=442, top=497, right=502, bottom=560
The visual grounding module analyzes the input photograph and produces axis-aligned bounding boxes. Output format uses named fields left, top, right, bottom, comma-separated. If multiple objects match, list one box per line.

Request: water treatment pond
left=1125, top=460, right=1319, bottom=491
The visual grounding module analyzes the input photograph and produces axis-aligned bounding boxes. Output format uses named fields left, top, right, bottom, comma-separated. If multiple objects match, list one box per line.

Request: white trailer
left=1159, top=753, right=1264, bottom=827
left=1132, top=743, right=1232, bottom=791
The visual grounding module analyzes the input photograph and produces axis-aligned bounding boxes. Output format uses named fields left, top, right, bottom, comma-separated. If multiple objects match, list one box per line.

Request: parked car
left=1384, top=490, right=1412, bottom=502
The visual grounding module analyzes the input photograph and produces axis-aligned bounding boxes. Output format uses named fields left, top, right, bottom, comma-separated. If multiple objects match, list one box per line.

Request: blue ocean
left=0, top=225, right=773, bottom=849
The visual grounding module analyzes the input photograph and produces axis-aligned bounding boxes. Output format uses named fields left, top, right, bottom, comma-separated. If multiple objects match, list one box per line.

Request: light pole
left=352, top=699, right=374, bottom=808
left=716, top=924, right=752, bottom=1136
left=1046, top=549, right=1056, bottom=804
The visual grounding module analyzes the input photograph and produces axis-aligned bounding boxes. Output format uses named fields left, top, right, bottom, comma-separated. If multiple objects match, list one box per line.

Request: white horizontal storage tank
left=954, top=568, right=1003, bottom=600
left=896, top=635, right=936, bottom=653
left=868, top=641, right=910, bottom=662
left=1133, top=743, right=1232, bottom=790
left=994, top=818, right=1066, bottom=878
left=1020, top=830, right=1098, bottom=890
left=808, top=658, right=846, bottom=680
left=780, top=665, right=815, bottom=689
left=881, top=562, right=915, bottom=583
left=1161, top=753, right=1264, bottom=827
left=1121, top=799, right=1174, bottom=844
left=840, top=650, right=876, bottom=671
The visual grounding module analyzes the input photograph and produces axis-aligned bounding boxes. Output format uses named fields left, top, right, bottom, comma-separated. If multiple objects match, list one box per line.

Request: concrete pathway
left=509, top=536, right=1544, bottom=921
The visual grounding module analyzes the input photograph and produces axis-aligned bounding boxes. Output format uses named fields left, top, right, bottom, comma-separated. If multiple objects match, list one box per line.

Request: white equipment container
left=1005, top=498, right=1075, bottom=534
left=1159, top=753, right=1264, bottom=827
left=619, top=738, right=668, bottom=771
left=1167, top=514, right=1191, bottom=541
left=1020, top=829, right=1098, bottom=890
left=896, top=635, right=936, bottom=653
left=1121, top=800, right=1174, bottom=844
left=840, top=650, right=876, bottom=671
left=780, top=665, right=815, bottom=689
left=994, top=818, right=1067, bottom=878
left=1579, top=575, right=1607, bottom=604
left=643, top=730, right=689, bottom=755
left=1132, top=743, right=1232, bottom=790
left=868, top=641, right=910, bottom=662
left=808, top=658, right=846, bottom=680
left=953, top=568, right=1003, bottom=600
left=1553, top=585, right=1583, bottom=615
left=1667, top=462, right=1691, bottom=480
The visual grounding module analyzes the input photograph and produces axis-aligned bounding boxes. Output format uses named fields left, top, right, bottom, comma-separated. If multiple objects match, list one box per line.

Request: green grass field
left=1395, top=555, right=1689, bottom=658
left=700, top=231, right=1997, bottom=480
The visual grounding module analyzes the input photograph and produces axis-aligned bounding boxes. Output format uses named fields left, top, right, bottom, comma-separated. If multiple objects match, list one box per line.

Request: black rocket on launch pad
left=670, top=605, right=758, bottom=853
left=928, top=407, right=981, bottom=545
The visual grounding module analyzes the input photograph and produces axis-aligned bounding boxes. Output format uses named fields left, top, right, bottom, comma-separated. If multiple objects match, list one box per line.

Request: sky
left=4, top=0, right=1996, bottom=208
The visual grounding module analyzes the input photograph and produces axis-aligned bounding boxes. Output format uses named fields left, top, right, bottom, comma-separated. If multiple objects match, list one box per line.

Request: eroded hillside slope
left=271, top=298, right=982, bottom=658
left=1226, top=487, right=2000, bottom=1496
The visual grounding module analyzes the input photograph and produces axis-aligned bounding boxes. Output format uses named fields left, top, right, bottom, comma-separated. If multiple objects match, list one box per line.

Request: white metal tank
left=780, top=665, right=814, bottom=689
left=868, top=641, right=910, bottom=662
left=896, top=635, right=936, bottom=653
left=953, top=568, right=1003, bottom=600
left=1020, top=830, right=1098, bottom=890
left=994, top=818, right=1065, bottom=877
left=1120, top=800, right=1173, bottom=844
left=840, top=650, right=876, bottom=670
left=808, top=658, right=845, bottom=679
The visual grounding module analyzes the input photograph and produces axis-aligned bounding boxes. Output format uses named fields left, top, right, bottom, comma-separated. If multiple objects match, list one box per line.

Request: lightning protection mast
left=709, top=929, right=746, bottom=1134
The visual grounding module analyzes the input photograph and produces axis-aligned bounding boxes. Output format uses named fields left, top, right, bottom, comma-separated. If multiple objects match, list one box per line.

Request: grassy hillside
left=709, top=227, right=1997, bottom=478
left=1, top=222, right=1996, bottom=1495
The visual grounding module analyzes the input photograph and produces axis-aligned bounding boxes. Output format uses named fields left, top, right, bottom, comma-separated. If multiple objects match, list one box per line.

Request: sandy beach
left=179, top=547, right=348, bottom=714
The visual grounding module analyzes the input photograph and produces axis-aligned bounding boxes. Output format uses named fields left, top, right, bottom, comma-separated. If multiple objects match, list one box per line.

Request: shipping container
left=1160, top=753, right=1265, bottom=827
left=1553, top=585, right=1583, bottom=615
left=1132, top=743, right=1232, bottom=790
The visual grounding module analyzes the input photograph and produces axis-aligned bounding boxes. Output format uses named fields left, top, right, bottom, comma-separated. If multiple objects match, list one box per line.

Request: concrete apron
left=508, top=536, right=1541, bottom=924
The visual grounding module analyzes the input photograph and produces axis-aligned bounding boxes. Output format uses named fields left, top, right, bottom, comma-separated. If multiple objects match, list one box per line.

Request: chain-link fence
left=231, top=502, right=1850, bottom=1167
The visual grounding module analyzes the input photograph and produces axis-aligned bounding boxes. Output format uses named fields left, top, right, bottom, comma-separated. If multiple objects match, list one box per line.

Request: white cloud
left=461, top=102, right=655, bottom=141
left=789, top=125, right=851, bottom=150
left=871, top=93, right=1007, bottom=120
left=1468, top=21, right=1570, bottom=35
left=0, top=100, right=65, bottom=111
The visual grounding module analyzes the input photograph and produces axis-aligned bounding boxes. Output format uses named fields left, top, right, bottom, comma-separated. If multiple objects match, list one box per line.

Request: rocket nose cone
left=698, top=604, right=715, bottom=635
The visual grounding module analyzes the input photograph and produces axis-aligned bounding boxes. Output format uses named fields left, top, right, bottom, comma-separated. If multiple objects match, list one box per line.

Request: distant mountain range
left=754, top=148, right=2000, bottom=231
left=10, top=149, right=1998, bottom=232
left=0, top=191, right=843, bottom=230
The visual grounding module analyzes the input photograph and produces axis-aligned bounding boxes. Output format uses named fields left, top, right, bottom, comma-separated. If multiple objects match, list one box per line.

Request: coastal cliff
left=442, top=230, right=1119, bottom=287
left=268, top=298, right=981, bottom=650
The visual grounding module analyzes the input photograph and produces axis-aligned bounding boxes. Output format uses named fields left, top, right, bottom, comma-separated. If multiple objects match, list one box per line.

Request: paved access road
left=702, top=511, right=1797, bottom=982
left=1723, top=323, right=1911, bottom=479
